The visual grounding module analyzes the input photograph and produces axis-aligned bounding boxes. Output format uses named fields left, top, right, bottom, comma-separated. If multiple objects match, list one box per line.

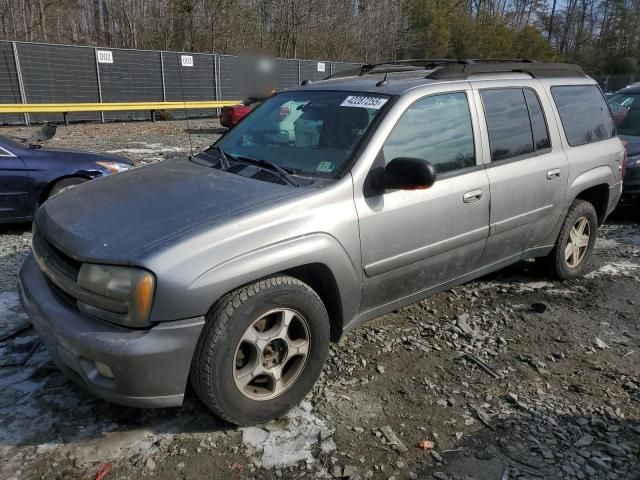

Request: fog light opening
left=94, top=361, right=114, bottom=379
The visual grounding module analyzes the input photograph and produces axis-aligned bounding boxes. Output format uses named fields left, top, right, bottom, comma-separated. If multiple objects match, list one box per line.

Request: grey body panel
left=19, top=69, right=624, bottom=407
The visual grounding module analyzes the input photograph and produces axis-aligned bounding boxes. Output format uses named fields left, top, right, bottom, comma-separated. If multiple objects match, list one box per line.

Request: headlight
left=77, top=263, right=155, bottom=327
left=96, top=161, right=131, bottom=173
left=627, top=154, right=640, bottom=168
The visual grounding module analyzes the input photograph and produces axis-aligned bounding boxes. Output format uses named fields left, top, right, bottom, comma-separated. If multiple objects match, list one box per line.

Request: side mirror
left=373, top=157, right=436, bottom=192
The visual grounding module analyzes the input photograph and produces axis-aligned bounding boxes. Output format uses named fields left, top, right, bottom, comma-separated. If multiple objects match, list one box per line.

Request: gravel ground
left=0, top=121, right=639, bottom=480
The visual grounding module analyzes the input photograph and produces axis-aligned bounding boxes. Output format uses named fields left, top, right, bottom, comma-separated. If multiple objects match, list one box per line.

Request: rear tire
left=190, top=275, right=330, bottom=426
left=545, top=199, right=598, bottom=280
left=46, top=177, right=87, bottom=200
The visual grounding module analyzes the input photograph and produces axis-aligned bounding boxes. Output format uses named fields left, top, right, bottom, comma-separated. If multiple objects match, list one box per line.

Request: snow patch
left=0, top=291, right=30, bottom=339
left=585, top=261, right=640, bottom=279
left=241, top=401, right=333, bottom=468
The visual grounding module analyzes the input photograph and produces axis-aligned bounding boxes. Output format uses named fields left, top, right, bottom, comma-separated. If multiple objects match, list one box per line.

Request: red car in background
left=220, top=93, right=278, bottom=128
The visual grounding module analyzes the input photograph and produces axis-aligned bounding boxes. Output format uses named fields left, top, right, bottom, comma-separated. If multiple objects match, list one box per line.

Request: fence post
left=215, top=55, right=221, bottom=117
left=12, top=42, right=29, bottom=126
left=160, top=51, right=167, bottom=102
left=297, top=60, right=301, bottom=85
left=94, top=47, right=105, bottom=123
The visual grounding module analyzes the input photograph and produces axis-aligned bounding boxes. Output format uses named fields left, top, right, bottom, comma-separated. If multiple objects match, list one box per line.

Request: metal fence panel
left=0, top=41, right=24, bottom=124
left=332, top=62, right=362, bottom=76
left=300, top=60, right=330, bottom=82
left=162, top=51, right=216, bottom=119
left=275, top=59, right=300, bottom=90
left=17, top=42, right=100, bottom=123
left=99, top=48, right=163, bottom=121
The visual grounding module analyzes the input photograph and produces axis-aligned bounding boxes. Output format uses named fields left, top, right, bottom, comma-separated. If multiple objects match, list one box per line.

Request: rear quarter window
left=551, top=85, right=615, bottom=147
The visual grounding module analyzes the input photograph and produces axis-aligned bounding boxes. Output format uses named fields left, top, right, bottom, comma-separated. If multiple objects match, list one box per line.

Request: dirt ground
left=0, top=120, right=639, bottom=480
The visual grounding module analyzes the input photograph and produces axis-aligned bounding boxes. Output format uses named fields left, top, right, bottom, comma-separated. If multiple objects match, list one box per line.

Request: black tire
left=545, top=199, right=598, bottom=280
left=190, top=275, right=330, bottom=426
left=47, top=177, right=87, bottom=200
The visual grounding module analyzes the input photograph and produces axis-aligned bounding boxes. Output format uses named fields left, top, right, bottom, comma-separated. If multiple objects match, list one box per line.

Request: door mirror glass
left=376, top=157, right=436, bottom=191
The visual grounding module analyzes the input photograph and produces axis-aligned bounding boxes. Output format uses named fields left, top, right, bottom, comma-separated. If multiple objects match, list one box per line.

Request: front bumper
left=19, top=254, right=204, bottom=408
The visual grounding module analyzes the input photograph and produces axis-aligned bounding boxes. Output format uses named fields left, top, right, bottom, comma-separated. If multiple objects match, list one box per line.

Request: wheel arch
left=38, top=174, right=93, bottom=205
left=566, top=166, right=613, bottom=226
left=180, top=233, right=362, bottom=342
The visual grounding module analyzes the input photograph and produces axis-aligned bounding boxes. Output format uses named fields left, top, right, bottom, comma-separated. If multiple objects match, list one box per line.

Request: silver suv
left=19, top=61, right=624, bottom=425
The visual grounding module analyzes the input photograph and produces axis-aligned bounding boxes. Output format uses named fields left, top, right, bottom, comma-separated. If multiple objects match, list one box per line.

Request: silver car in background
left=19, top=61, right=624, bottom=425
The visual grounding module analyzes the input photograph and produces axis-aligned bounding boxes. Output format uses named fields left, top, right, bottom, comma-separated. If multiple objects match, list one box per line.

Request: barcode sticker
left=340, top=96, right=388, bottom=110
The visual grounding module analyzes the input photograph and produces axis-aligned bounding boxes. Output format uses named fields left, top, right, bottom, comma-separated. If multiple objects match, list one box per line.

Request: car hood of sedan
left=36, top=158, right=306, bottom=263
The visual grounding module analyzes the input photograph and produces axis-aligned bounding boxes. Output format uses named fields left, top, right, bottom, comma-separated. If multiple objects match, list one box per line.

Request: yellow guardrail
left=0, top=100, right=241, bottom=114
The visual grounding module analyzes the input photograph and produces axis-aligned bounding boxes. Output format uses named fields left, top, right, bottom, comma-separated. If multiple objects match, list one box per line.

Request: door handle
left=547, top=168, right=561, bottom=180
left=463, top=189, right=483, bottom=203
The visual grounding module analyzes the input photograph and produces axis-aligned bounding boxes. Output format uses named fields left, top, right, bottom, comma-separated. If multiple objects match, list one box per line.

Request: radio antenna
left=178, top=55, right=194, bottom=160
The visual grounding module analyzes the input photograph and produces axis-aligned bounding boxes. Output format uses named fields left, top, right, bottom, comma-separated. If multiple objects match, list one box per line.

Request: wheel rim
left=565, top=216, right=591, bottom=268
left=233, top=308, right=310, bottom=401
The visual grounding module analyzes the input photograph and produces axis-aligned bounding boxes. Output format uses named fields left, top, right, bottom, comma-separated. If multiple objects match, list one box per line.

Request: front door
left=0, top=147, right=28, bottom=221
left=355, top=91, right=491, bottom=313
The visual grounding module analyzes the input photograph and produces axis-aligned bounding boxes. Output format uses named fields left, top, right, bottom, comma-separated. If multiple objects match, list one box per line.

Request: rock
left=145, top=458, right=156, bottom=472
left=377, top=365, right=385, bottom=374
left=587, top=457, right=609, bottom=471
left=406, top=472, right=418, bottom=480
left=380, top=426, right=408, bottom=453
left=456, top=314, right=474, bottom=336
left=595, top=337, right=609, bottom=349
left=574, top=434, right=594, bottom=448
left=431, top=450, right=444, bottom=463
left=343, top=465, right=359, bottom=478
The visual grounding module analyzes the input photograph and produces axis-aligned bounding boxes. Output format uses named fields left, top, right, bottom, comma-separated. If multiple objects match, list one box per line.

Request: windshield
left=212, top=90, right=390, bottom=177
left=607, top=92, right=640, bottom=136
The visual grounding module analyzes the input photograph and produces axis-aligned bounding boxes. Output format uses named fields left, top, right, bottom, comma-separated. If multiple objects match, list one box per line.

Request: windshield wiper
left=211, top=145, right=231, bottom=169
left=232, top=155, right=300, bottom=187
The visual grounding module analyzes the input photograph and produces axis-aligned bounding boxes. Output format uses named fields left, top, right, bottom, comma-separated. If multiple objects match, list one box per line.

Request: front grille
left=32, top=234, right=81, bottom=281
left=33, top=232, right=129, bottom=322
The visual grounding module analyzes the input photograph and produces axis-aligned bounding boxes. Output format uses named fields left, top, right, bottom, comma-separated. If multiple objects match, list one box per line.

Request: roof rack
left=426, top=61, right=585, bottom=80
left=326, top=59, right=586, bottom=81
left=328, top=59, right=459, bottom=79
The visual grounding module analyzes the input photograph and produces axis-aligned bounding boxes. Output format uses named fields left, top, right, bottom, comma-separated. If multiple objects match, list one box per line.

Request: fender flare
left=564, top=165, right=613, bottom=211
left=187, top=233, right=362, bottom=330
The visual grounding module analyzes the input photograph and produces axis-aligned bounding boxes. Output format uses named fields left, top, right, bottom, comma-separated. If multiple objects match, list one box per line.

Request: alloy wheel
left=233, top=308, right=310, bottom=401
left=565, top=216, right=591, bottom=268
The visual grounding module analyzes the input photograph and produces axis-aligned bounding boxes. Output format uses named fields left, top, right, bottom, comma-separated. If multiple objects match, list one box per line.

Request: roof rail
left=327, top=59, right=460, bottom=79
left=426, top=62, right=585, bottom=80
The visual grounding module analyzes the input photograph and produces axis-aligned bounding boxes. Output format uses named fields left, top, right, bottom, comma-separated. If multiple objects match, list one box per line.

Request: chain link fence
left=0, top=40, right=362, bottom=125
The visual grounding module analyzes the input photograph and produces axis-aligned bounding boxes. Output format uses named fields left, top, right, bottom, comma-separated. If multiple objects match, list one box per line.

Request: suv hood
left=36, top=158, right=305, bottom=262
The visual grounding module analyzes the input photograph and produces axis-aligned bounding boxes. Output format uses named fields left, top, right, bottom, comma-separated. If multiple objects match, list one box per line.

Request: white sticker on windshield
left=316, top=161, right=335, bottom=173
left=340, top=95, right=388, bottom=110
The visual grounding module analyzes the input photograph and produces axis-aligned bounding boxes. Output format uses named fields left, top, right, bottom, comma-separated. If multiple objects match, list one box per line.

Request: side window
left=523, top=89, right=551, bottom=151
left=382, top=92, right=475, bottom=175
left=0, top=147, right=13, bottom=157
left=481, top=89, right=533, bottom=161
left=551, top=85, right=615, bottom=146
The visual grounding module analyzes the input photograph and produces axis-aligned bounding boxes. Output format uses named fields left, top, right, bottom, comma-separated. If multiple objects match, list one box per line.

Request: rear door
left=472, top=82, right=568, bottom=265
left=0, top=146, right=29, bottom=221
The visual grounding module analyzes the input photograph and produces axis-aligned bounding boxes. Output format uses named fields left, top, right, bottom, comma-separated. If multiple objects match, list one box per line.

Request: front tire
left=46, top=177, right=87, bottom=200
left=190, top=275, right=330, bottom=425
left=546, top=199, right=598, bottom=280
